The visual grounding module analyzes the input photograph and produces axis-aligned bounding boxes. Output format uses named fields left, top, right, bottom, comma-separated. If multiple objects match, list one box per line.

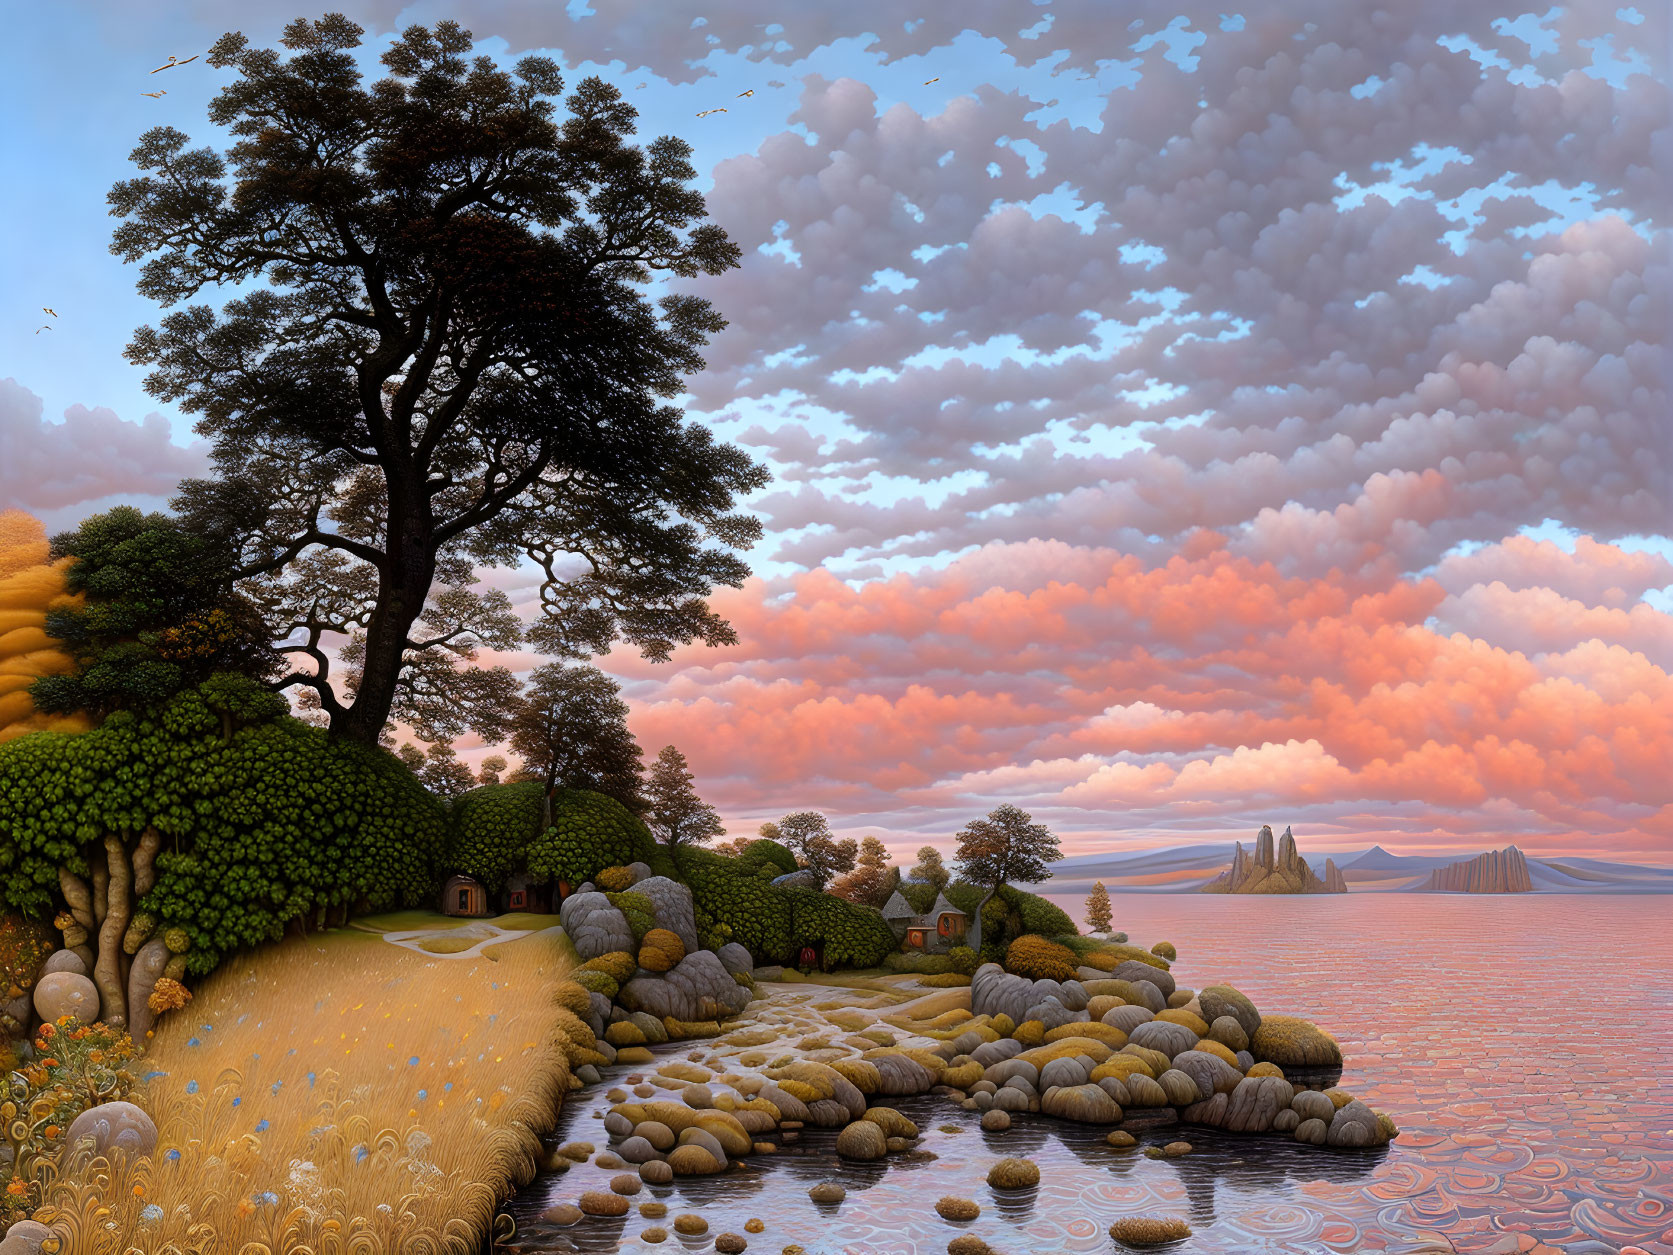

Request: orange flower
left=36, top=1023, right=54, bottom=1039
left=5, top=1179, right=26, bottom=1197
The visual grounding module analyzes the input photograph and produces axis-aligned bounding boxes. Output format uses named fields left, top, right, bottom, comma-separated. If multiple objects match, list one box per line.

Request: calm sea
left=512, top=893, right=1673, bottom=1254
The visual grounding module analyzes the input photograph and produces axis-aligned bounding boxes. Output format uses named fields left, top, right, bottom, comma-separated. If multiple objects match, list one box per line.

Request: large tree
left=906, top=844, right=950, bottom=892
left=507, top=663, right=643, bottom=821
left=111, top=15, right=766, bottom=745
left=831, top=835, right=896, bottom=907
left=953, top=804, right=1062, bottom=950
left=763, top=812, right=857, bottom=890
left=644, top=744, right=724, bottom=848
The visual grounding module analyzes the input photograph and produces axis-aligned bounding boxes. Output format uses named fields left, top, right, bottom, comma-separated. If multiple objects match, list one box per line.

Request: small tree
left=907, top=845, right=950, bottom=892
left=713, top=835, right=756, bottom=858
left=477, top=755, right=508, bottom=787
left=953, top=804, right=1062, bottom=951
left=769, top=812, right=856, bottom=889
left=508, top=663, right=644, bottom=824
left=831, top=835, right=895, bottom=907
left=645, top=744, right=725, bottom=848
left=1085, top=880, right=1113, bottom=933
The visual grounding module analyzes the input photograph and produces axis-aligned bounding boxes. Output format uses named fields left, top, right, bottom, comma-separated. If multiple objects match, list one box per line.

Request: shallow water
left=509, top=894, right=1673, bottom=1254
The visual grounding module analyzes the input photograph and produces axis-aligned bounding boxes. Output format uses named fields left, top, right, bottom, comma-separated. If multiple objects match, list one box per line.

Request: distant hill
left=1425, top=845, right=1533, bottom=893
left=1047, top=841, right=1673, bottom=894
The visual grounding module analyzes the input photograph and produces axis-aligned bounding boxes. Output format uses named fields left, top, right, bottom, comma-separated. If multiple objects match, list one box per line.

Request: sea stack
left=1201, top=825, right=1347, bottom=894
left=1425, top=845, right=1533, bottom=893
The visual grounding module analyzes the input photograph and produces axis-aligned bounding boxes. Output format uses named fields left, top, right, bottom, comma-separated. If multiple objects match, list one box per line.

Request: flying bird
left=42, top=308, right=56, bottom=318
left=636, top=81, right=647, bottom=89
left=736, top=89, right=754, bottom=97
left=141, top=90, right=167, bottom=98
left=924, top=76, right=940, bottom=84
left=695, top=108, right=728, bottom=117
left=150, top=54, right=199, bottom=73
left=35, top=325, right=51, bottom=334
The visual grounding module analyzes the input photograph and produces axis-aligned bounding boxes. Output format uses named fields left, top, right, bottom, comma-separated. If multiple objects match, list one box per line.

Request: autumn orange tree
left=0, top=511, right=88, bottom=743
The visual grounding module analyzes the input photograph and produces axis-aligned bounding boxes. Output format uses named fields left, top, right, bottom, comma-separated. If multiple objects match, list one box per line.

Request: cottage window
left=510, top=889, right=526, bottom=909
left=907, top=929, right=925, bottom=948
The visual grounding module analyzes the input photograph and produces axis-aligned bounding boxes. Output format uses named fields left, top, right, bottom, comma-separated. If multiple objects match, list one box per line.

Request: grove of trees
left=953, top=804, right=1062, bottom=951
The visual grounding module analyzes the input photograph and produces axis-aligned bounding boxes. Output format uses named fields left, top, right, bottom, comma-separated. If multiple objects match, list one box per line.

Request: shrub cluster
left=0, top=680, right=443, bottom=974
left=782, top=887, right=898, bottom=969
left=1004, top=935, right=1078, bottom=982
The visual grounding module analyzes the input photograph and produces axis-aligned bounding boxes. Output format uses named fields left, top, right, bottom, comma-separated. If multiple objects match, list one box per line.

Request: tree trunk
left=133, top=827, right=162, bottom=898
left=331, top=493, right=435, bottom=745
left=58, top=869, right=95, bottom=931
left=969, top=884, right=1000, bottom=954
left=94, top=835, right=133, bottom=1028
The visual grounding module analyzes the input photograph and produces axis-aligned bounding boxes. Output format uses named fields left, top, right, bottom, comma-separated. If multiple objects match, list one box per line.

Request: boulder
left=1182, top=1092, right=1229, bottom=1127
left=1206, top=1015, right=1249, bottom=1053
left=634, top=877, right=701, bottom=953
left=0, top=1221, right=51, bottom=1255
left=986, top=1158, right=1040, bottom=1188
left=1109, top=961, right=1175, bottom=998
left=618, top=1136, right=661, bottom=1164
left=1101, top=1004, right=1154, bottom=1034
left=980, top=1109, right=1010, bottom=1131
left=1021, top=996, right=1084, bottom=1032
left=64, top=1101, right=157, bottom=1157
left=1038, top=1056, right=1091, bottom=1090
left=1169, top=1050, right=1243, bottom=1098
left=1124, top=1074, right=1168, bottom=1107
left=1223, top=1075, right=1294, bottom=1133
left=1327, top=1099, right=1382, bottom=1147
left=619, top=950, right=751, bottom=1022
left=716, top=943, right=755, bottom=976
left=1096, top=1075, right=1131, bottom=1105
left=41, top=951, right=87, bottom=978
left=835, top=1120, right=888, bottom=1160
left=33, top=972, right=99, bottom=1026
left=1198, top=985, right=1261, bottom=1038
left=1040, top=1082, right=1121, bottom=1123
left=559, top=892, right=635, bottom=961
left=1250, top=1015, right=1341, bottom=1068
left=1291, top=1090, right=1336, bottom=1123
left=624, top=861, right=653, bottom=885
left=1127, top=1020, right=1198, bottom=1060
left=971, top=1038, right=1023, bottom=1068
left=1294, top=1117, right=1329, bottom=1145
left=1155, top=1069, right=1202, bottom=1106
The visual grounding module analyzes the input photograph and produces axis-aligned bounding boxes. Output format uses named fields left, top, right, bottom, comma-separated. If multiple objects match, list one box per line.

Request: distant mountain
left=1046, top=841, right=1673, bottom=894
left=1200, top=825, right=1345, bottom=895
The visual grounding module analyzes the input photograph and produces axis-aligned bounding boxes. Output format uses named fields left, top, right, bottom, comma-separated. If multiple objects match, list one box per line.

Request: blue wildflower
left=307, top=1071, right=316, bottom=1087
left=166, top=1149, right=181, bottom=1162
left=231, top=1096, right=241, bottom=1107
left=140, top=1204, right=164, bottom=1223
left=271, top=1080, right=283, bottom=1095
left=185, top=1080, right=199, bottom=1095
left=417, top=1089, right=427, bottom=1100
left=408, top=1056, right=419, bottom=1066
left=255, top=1119, right=270, bottom=1132
left=187, top=1037, right=200, bottom=1047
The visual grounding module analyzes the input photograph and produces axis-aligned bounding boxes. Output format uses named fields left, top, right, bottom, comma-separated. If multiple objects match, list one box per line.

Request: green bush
left=525, top=789, right=676, bottom=885
left=0, top=679, right=443, bottom=975
left=935, top=883, right=1077, bottom=958
left=883, top=951, right=955, bottom=975
left=783, top=888, right=899, bottom=969
left=947, top=945, right=978, bottom=976
left=448, top=780, right=545, bottom=891
left=736, top=838, right=798, bottom=876
left=672, top=844, right=795, bottom=961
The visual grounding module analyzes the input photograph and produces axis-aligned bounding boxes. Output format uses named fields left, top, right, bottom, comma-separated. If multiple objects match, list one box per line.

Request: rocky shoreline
left=527, top=897, right=1403, bottom=1253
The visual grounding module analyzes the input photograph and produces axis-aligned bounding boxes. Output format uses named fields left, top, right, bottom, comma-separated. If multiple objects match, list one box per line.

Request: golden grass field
left=35, top=915, right=579, bottom=1253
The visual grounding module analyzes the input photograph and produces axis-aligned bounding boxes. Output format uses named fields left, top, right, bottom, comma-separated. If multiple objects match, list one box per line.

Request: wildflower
left=165, top=1149, right=181, bottom=1162
left=140, top=1204, right=163, bottom=1223
left=255, top=1119, right=270, bottom=1132
left=132, top=1184, right=145, bottom=1197
left=185, top=1080, right=199, bottom=1095
left=36, top=1023, right=54, bottom=1040
left=5, top=1179, right=26, bottom=1197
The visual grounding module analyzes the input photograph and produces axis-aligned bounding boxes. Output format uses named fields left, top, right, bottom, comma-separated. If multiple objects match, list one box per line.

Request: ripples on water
left=509, top=894, right=1673, bottom=1254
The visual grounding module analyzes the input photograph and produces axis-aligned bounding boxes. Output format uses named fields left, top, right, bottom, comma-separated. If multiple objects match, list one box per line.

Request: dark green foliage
left=448, top=781, right=546, bottom=891
left=447, top=783, right=675, bottom=892
left=781, top=888, right=899, bottom=970
left=0, top=679, right=442, bottom=974
left=29, top=507, right=277, bottom=718
left=672, top=843, right=794, bottom=959
left=736, top=838, right=797, bottom=876
left=509, top=664, right=646, bottom=814
left=936, top=883, right=1076, bottom=960
left=525, top=790, right=674, bottom=885
left=883, top=951, right=956, bottom=975
left=605, top=890, right=656, bottom=942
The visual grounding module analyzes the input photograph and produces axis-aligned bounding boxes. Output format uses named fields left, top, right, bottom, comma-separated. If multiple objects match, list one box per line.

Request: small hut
left=502, top=871, right=553, bottom=914
left=882, top=889, right=968, bottom=954
left=442, top=874, right=490, bottom=918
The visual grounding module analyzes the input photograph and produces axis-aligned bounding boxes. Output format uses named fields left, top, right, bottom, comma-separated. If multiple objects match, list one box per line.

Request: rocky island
left=1425, top=844, right=1534, bottom=893
left=1199, top=825, right=1347, bottom=895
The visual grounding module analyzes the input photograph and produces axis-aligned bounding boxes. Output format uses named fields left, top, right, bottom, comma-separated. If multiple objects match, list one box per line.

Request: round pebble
left=641, top=1159, right=674, bottom=1184
left=639, top=1201, right=668, bottom=1218
left=540, top=1203, right=582, bottom=1225
left=674, top=1214, right=708, bottom=1236
left=986, top=1157, right=1040, bottom=1189
left=1106, top=1130, right=1138, bottom=1149
left=716, top=1235, right=747, bottom=1254
left=745, top=1218, right=765, bottom=1233
left=935, top=1197, right=981, bottom=1221
left=980, top=1109, right=1010, bottom=1132
left=641, top=1227, right=667, bottom=1243
left=610, top=1173, right=642, bottom=1195
left=578, top=1191, right=629, bottom=1217
left=809, top=1182, right=846, bottom=1204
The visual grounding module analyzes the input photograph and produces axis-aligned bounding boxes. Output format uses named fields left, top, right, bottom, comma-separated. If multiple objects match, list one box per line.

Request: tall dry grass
left=36, top=922, right=579, bottom=1253
left=0, top=510, right=88, bottom=742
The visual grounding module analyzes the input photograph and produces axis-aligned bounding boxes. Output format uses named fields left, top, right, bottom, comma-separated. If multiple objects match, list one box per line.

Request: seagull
left=35, top=325, right=51, bottom=334
left=695, top=107, right=728, bottom=117
left=141, top=90, right=167, bottom=98
left=924, top=76, right=940, bottom=84
left=42, top=308, right=56, bottom=318
left=736, top=89, right=754, bottom=97
left=150, top=54, right=199, bottom=73
left=636, top=81, right=647, bottom=89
